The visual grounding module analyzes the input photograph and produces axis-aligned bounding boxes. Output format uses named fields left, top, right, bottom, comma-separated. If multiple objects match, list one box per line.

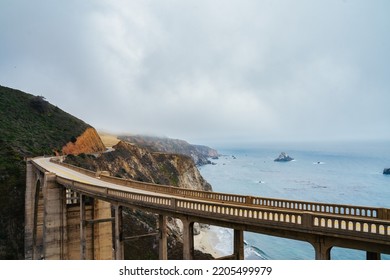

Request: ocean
left=198, top=141, right=390, bottom=260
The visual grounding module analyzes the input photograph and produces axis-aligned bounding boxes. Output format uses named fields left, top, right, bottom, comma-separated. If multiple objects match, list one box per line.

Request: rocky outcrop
left=274, top=152, right=294, bottom=162
left=119, top=135, right=219, bottom=166
left=62, top=127, right=106, bottom=155
left=384, top=168, right=390, bottom=175
left=65, top=141, right=212, bottom=191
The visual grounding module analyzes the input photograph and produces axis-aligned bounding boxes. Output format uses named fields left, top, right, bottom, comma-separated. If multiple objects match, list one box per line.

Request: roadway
left=33, top=157, right=174, bottom=198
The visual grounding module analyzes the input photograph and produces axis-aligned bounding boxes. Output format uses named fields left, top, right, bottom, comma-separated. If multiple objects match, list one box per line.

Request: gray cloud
left=1, top=0, right=389, bottom=145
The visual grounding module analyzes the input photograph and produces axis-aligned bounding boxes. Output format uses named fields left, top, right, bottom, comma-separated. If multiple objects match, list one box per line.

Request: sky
left=1, top=0, right=390, bottom=146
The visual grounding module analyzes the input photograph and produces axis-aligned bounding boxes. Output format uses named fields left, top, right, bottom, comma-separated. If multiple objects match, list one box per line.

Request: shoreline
left=193, top=226, right=224, bottom=259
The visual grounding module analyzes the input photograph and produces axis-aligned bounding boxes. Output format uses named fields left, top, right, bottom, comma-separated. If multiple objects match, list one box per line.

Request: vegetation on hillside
left=0, top=85, right=91, bottom=259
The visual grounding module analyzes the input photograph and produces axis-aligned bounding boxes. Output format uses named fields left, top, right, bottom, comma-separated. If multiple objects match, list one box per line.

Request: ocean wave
left=244, top=242, right=269, bottom=260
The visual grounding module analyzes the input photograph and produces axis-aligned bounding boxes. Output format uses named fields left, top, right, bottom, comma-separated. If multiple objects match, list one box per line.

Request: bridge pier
left=25, top=160, right=38, bottom=260
left=113, top=205, right=124, bottom=260
left=233, top=229, right=244, bottom=260
left=182, top=218, right=195, bottom=260
left=313, top=237, right=332, bottom=260
left=25, top=165, right=68, bottom=260
left=80, top=194, right=87, bottom=260
left=79, top=194, right=116, bottom=260
left=42, top=172, right=66, bottom=259
left=92, top=199, right=113, bottom=259
left=366, top=251, right=381, bottom=260
left=158, top=215, right=168, bottom=260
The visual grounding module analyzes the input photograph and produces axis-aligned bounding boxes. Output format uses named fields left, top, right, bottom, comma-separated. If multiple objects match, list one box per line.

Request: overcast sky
left=1, top=0, right=389, bottom=146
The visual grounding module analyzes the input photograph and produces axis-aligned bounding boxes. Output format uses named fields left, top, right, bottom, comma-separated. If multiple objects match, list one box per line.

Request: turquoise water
left=198, top=141, right=390, bottom=260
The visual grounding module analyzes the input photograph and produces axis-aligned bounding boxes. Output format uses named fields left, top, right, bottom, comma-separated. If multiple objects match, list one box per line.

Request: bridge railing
left=52, top=159, right=389, bottom=221
left=56, top=176, right=390, bottom=241
left=310, top=212, right=390, bottom=237
left=251, top=197, right=389, bottom=220
left=98, top=172, right=389, bottom=220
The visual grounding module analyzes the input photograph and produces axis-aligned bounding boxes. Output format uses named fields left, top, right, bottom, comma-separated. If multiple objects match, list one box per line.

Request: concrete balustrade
left=312, top=214, right=390, bottom=236
left=53, top=160, right=386, bottom=221
left=57, top=175, right=390, bottom=242
left=98, top=166, right=385, bottom=220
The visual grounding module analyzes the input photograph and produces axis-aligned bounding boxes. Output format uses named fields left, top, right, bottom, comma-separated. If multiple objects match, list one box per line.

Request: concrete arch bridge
left=25, top=157, right=390, bottom=260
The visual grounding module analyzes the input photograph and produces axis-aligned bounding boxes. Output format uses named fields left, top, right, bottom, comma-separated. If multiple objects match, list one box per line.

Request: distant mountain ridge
left=119, top=135, right=219, bottom=166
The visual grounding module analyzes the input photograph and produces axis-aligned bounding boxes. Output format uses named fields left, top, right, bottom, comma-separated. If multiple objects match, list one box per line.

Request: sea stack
left=274, top=152, right=294, bottom=162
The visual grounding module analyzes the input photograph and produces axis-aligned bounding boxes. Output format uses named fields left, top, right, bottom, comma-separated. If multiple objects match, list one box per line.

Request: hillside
left=119, top=135, right=219, bottom=166
left=65, top=140, right=212, bottom=191
left=0, top=85, right=105, bottom=259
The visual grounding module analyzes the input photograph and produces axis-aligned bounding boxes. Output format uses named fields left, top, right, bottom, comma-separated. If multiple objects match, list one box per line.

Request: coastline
left=193, top=226, right=224, bottom=259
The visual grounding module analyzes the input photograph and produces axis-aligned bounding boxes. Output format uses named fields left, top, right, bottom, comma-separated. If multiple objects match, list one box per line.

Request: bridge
left=25, top=156, right=390, bottom=260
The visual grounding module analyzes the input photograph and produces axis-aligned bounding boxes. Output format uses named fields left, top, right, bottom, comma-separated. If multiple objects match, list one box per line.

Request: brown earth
left=62, top=127, right=106, bottom=155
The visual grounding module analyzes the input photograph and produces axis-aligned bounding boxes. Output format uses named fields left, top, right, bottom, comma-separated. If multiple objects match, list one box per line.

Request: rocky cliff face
left=65, top=140, right=212, bottom=191
left=62, top=127, right=106, bottom=155
left=119, top=135, right=219, bottom=166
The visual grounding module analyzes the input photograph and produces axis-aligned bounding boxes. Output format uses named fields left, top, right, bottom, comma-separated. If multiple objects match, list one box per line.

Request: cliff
left=62, top=127, right=106, bottom=155
left=119, top=135, right=219, bottom=166
left=65, top=140, right=212, bottom=191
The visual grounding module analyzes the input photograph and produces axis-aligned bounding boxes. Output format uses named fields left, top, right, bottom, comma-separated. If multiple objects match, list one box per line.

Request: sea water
left=198, top=141, right=390, bottom=260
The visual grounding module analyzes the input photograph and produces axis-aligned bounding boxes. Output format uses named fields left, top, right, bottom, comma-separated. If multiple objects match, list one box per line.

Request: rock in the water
left=274, top=152, right=294, bottom=162
left=384, top=168, right=390, bottom=175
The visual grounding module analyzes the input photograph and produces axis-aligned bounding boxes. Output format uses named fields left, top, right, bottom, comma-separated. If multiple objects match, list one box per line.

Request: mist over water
left=198, top=141, right=390, bottom=260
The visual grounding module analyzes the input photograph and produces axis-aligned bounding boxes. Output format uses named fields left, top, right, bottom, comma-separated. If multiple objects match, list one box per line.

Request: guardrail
left=311, top=213, right=390, bottom=237
left=55, top=175, right=390, bottom=241
left=50, top=159, right=389, bottom=220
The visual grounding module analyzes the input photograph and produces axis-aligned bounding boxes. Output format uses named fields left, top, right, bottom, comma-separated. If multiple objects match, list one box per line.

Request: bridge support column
left=234, top=229, right=244, bottom=260
left=313, top=237, right=332, bottom=260
left=25, top=160, right=36, bottom=260
left=182, top=218, right=194, bottom=260
left=113, top=205, right=124, bottom=260
left=42, top=172, right=65, bottom=260
left=80, top=194, right=87, bottom=260
left=158, top=215, right=168, bottom=260
left=92, top=199, right=113, bottom=260
left=366, top=252, right=381, bottom=260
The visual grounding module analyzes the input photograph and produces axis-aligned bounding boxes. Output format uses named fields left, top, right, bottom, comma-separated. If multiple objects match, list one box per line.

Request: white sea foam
left=207, top=225, right=268, bottom=260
